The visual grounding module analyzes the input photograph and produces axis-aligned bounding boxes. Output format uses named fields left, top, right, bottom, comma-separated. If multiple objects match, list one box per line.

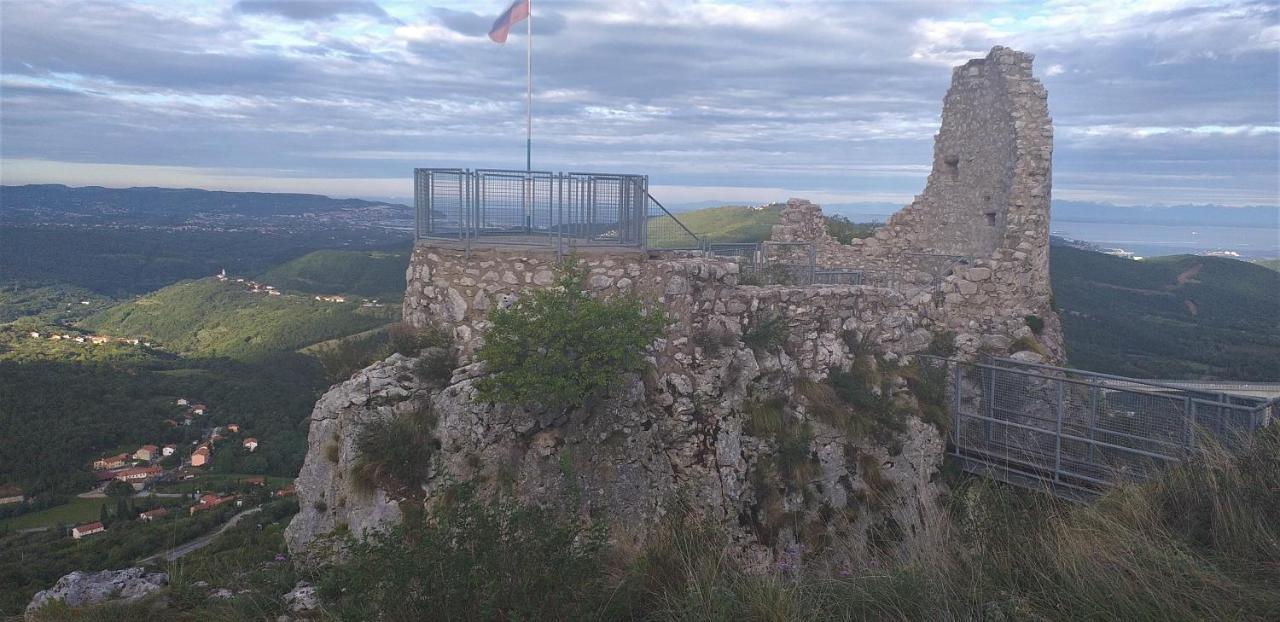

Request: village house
left=133, top=445, right=159, bottom=461
left=190, top=445, right=210, bottom=467
left=176, top=398, right=189, bottom=406
left=242, top=438, right=259, bottom=452
left=71, top=522, right=105, bottom=539
left=0, top=485, right=24, bottom=506
left=162, top=444, right=177, bottom=457
left=189, top=493, right=236, bottom=515
left=28, top=331, right=40, bottom=338
left=240, top=476, right=266, bottom=487
left=274, top=485, right=296, bottom=498
left=115, top=465, right=164, bottom=485
left=226, top=423, right=240, bottom=433
left=92, top=453, right=130, bottom=471
left=191, top=404, right=208, bottom=415
left=139, top=508, right=170, bottom=522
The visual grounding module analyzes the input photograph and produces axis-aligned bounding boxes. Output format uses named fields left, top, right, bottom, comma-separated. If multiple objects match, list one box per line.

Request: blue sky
left=1, top=0, right=1277, bottom=207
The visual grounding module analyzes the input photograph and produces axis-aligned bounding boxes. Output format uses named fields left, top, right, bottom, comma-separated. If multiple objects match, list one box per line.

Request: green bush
left=1024, top=314, right=1045, bottom=336
left=743, top=312, right=788, bottom=352
left=319, top=484, right=608, bottom=620
left=475, top=259, right=666, bottom=409
left=351, top=406, right=439, bottom=496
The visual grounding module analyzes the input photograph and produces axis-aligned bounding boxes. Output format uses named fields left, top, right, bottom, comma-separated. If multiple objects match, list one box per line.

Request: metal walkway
left=923, top=356, right=1278, bottom=499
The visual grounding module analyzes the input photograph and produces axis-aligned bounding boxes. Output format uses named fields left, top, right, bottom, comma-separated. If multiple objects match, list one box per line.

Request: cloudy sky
left=1, top=0, right=1277, bottom=207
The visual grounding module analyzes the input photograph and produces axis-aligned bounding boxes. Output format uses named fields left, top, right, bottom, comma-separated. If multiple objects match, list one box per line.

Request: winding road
left=139, top=507, right=262, bottom=564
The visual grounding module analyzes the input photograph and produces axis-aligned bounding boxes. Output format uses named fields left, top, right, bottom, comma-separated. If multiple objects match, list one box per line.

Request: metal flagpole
left=526, top=0, right=532, bottom=173
left=523, top=1, right=533, bottom=232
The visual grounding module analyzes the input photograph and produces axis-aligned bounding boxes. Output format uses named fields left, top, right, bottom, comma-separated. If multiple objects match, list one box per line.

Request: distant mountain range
left=0, top=184, right=411, bottom=228
left=2, top=184, right=1274, bottom=229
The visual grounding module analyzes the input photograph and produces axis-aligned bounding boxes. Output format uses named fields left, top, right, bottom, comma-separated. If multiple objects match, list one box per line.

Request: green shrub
left=320, top=484, right=608, bottom=621
left=475, top=259, right=666, bottom=409
left=1024, top=314, right=1045, bottom=336
left=351, top=406, right=439, bottom=496
left=743, top=312, right=788, bottom=352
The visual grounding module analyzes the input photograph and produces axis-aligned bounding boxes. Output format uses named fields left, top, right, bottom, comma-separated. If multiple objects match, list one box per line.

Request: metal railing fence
left=705, top=241, right=893, bottom=286
left=415, top=168, right=701, bottom=252
left=920, top=355, right=1276, bottom=498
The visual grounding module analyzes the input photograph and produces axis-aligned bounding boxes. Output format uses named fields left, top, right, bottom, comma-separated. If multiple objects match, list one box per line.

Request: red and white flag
left=488, top=0, right=530, bottom=44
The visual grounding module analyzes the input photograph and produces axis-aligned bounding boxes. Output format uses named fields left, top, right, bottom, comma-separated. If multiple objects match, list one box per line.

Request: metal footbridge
left=924, top=356, right=1279, bottom=499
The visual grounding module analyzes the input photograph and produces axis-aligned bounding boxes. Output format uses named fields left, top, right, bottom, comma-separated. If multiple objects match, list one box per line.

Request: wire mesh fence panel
left=414, top=168, right=688, bottom=251
left=647, top=194, right=702, bottom=249
left=934, top=355, right=1272, bottom=497
left=416, top=168, right=468, bottom=240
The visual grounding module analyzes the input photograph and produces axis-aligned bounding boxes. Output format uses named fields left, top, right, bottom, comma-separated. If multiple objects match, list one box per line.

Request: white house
left=242, top=438, right=259, bottom=452
left=71, top=522, right=105, bottom=539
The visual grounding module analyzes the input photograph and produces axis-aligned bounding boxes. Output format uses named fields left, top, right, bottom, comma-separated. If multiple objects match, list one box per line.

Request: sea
left=1051, top=221, right=1280, bottom=260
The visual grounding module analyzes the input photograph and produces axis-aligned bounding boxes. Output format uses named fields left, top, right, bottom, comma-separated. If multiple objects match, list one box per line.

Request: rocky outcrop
left=25, top=568, right=167, bottom=616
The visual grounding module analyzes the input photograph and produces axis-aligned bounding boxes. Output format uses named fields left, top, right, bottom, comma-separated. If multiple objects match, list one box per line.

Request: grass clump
left=802, top=358, right=907, bottom=443
left=743, top=397, right=814, bottom=485
left=1011, top=334, right=1048, bottom=357
left=743, top=312, right=788, bottom=352
left=351, top=405, right=439, bottom=496
left=388, top=321, right=451, bottom=357
left=476, top=259, right=666, bottom=409
left=320, top=484, right=608, bottom=621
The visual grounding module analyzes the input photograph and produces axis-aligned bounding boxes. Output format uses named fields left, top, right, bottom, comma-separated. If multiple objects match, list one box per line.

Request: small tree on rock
left=475, top=259, right=666, bottom=409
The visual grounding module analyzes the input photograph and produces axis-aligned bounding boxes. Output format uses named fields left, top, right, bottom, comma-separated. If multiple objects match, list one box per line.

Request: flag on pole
left=488, top=0, right=530, bottom=43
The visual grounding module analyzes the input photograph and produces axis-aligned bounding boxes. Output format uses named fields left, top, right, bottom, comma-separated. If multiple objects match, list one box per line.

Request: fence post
left=1054, top=379, right=1064, bottom=483
left=952, top=362, right=962, bottom=451
left=1185, top=397, right=1195, bottom=451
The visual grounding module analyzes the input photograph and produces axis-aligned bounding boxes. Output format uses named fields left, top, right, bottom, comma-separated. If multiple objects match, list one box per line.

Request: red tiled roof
left=74, top=522, right=104, bottom=532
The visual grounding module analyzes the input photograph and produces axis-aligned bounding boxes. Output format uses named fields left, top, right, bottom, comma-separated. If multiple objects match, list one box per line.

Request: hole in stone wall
left=984, top=212, right=997, bottom=226
left=944, top=155, right=960, bottom=180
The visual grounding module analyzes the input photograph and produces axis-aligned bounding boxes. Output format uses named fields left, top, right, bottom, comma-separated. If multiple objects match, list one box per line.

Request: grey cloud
left=0, top=0, right=1275, bottom=207
left=233, top=0, right=391, bottom=21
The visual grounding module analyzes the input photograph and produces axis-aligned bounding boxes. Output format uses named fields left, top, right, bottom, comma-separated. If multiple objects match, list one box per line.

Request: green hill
left=650, top=204, right=783, bottom=246
left=259, top=248, right=410, bottom=300
left=82, top=278, right=396, bottom=359
left=1253, top=258, right=1280, bottom=272
left=1051, top=245, right=1280, bottom=380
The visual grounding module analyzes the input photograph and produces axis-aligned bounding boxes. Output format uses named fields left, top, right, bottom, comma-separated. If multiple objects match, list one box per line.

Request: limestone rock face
left=283, top=355, right=420, bottom=559
left=286, top=343, right=947, bottom=571
left=26, top=568, right=167, bottom=616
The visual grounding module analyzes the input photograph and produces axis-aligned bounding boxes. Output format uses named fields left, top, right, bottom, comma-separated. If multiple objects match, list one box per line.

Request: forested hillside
left=0, top=323, right=323, bottom=496
left=1052, top=244, right=1280, bottom=380
left=260, top=248, right=411, bottom=300
left=83, top=279, right=395, bottom=359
